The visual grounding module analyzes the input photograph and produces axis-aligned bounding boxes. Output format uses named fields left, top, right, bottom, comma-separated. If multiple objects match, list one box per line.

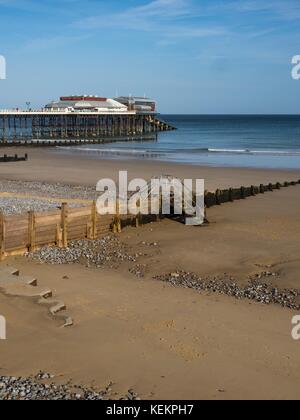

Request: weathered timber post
left=91, top=200, right=98, bottom=240
left=204, top=190, right=211, bottom=208
left=250, top=185, right=256, bottom=196
left=113, top=198, right=122, bottom=233
left=276, top=182, right=281, bottom=190
left=87, top=201, right=98, bottom=240
left=228, top=188, right=234, bottom=202
left=260, top=184, right=265, bottom=194
left=136, top=199, right=141, bottom=228
left=268, top=183, right=273, bottom=191
left=240, top=186, right=246, bottom=199
left=0, top=212, right=5, bottom=261
left=28, top=210, right=36, bottom=252
left=61, top=203, right=69, bottom=248
left=56, top=224, right=63, bottom=248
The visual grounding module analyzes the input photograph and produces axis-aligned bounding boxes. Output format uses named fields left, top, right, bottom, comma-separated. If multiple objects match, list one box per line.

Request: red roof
left=60, top=96, right=107, bottom=102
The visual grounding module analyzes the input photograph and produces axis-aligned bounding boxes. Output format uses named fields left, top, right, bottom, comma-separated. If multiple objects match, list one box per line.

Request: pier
left=0, top=111, right=176, bottom=142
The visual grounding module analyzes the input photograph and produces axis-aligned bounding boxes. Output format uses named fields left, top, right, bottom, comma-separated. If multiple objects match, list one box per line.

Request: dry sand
left=0, top=147, right=300, bottom=400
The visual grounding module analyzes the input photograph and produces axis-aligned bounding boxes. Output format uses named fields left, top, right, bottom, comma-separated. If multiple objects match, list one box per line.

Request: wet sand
left=0, top=147, right=298, bottom=191
left=0, top=147, right=300, bottom=400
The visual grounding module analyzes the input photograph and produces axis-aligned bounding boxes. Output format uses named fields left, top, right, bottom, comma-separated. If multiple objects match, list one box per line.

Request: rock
left=50, top=302, right=66, bottom=316
left=154, top=271, right=300, bottom=311
left=0, top=374, right=138, bottom=400
left=63, top=317, right=74, bottom=328
left=40, top=290, right=53, bottom=299
left=27, top=236, right=139, bottom=269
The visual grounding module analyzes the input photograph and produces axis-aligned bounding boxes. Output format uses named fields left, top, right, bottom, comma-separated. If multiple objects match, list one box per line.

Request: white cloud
left=129, top=0, right=190, bottom=18
left=75, top=0, right=228, bottom=40
left=226, top=0, right=300, bottom=20
left=25, top=34, right=91, bottom=51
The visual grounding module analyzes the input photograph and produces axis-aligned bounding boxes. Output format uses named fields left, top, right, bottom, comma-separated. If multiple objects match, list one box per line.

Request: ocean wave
left=58, top=145, right=300, bottom=158
left=208, top=148, right=300, bottom=156
left=58, top=146, right=165, bottom=158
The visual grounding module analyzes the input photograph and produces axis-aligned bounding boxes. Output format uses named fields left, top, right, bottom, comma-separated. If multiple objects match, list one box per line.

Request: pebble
left=154, top=271, right=300, bottom=310
left=129, top=264, right=148, bottom=278
left=0, top=180, right=98, bottom=200
left=0, top=180, right=98, bottom=215
left=27, top=236, right=138, bottom=268
left=0, top=373, right=140, bottom=401
left=0, top=197, right=86, bottom=215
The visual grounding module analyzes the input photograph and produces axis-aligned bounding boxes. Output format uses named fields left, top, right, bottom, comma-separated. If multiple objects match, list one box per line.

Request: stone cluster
left=0, top=374, right=140, bottom=401
left=27, top=236, right=141, bottom=269
left=155, top=271, right=300, bottom=310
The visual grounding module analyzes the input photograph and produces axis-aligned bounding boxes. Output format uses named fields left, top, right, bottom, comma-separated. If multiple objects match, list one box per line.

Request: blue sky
left=0, top=0, right=300, bottom=113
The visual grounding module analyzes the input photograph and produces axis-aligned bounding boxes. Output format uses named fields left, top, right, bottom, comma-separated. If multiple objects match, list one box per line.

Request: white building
left=45, top=95, right=128, bottom=113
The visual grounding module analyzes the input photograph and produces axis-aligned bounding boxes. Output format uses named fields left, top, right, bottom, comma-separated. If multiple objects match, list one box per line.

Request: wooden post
left=228, top=188, right=234, bottom=202
left=28, top=210, right=36, bottom=252
left=88, top=201, right=97, bottom=239
left=91, top=200, right=98, bottom=239
left=204, top=190, right=210, bottom=208
left=250, top=185, right=256, bottom=196
left=268, top=183, right=273, bottom=191
left=260, top=184, right=265, bottom=194
left=113, top=198, right=122, bottom=233
left=0, top=213, right=5, bottom=261
left=240, top=186, right=246, bottom=199
left=56, top=224, right=63, bottom=248
left=136, top=199, right=141, bottom=228
left=215, top=189, right=221, bottom=205
left=61, top=203, right=68, bottom=248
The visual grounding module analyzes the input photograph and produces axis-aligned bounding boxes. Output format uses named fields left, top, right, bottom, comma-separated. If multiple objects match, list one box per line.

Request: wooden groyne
left=0, top=135, right=157, bottom=148
left=204, top=180, right=300, bottom=208
left=0, top=202, right=157, bottom=260
left=0, top=154, right=28, bottom=162
left=0, top=112, right=176, bottom=142
left=0, top=179, right=299, bottom=260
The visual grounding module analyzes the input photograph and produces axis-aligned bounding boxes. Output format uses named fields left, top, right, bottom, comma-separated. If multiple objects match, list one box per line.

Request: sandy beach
left=2, top=0, right=300, bottom=402
left=0, top=147, right=300, bottom=400
left=0, top=147, right=299, bottom=190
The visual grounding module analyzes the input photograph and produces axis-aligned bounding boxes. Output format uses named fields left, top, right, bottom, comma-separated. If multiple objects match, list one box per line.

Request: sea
left=65, top=115, right=300, bottom=169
